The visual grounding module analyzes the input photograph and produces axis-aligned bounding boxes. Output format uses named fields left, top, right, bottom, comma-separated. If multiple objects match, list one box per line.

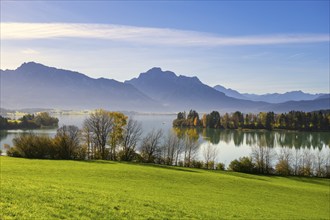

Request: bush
left=12, top=133, right=55, bottom=159
left=6, top=147, right=22, bottom=157
left=216, top=163, right=225, bottom=170
left=191, top=160, right=204, bottom=169
left=229, top=157, right=255, bottom=173
left=275, top=159, right=292, bottom=176
left=75, top=145, right=88, bottom=160
left=204, top=161, right=215, bottom=169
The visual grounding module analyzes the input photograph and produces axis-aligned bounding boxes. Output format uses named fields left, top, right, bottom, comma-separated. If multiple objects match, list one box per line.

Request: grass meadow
left=0, top=156, right=329, bottom=219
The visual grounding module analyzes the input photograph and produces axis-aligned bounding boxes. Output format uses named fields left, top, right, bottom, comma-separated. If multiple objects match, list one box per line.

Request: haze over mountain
left=125, top=68, right=269, bottom=112
left=1, top=62, right=329, bottom=113
left=213, top=85, right=326, bottom=103
left=0, top=62, right=158, bottom=111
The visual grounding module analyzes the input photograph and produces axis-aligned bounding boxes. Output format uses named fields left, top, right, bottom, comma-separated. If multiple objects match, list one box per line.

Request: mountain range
left=213, top=85, right=325, bottom=103
left=1, top=62, right=329, bottom=113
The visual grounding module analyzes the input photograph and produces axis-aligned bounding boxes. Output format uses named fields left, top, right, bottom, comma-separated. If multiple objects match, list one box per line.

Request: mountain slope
left=125, top=68, right=269, bottom=112
left=213, top=85, right=248, bottom=100
left=0, top=62, right=158, bottom=111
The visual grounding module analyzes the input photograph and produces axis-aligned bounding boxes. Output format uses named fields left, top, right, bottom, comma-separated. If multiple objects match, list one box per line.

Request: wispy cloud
left=2, top=22, right=329, bottom=47
left=287, top=53, right=305, bottom=60
left=21, top=48, right=40, bottom=54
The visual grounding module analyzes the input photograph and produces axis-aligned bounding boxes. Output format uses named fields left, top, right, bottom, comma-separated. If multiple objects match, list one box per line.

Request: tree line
left=173, top=110, right=330, bottom=131
left=0, top=112, right=59, bottom=130
left=4, top=109, right=329, bottom=178
left=5, top=110, right=202, bottom=167
left=229, top=146, right=329, bottom=178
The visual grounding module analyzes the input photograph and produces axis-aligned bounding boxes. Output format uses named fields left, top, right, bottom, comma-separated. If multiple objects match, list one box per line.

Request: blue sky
left=1, top=1, right=329, bottom=94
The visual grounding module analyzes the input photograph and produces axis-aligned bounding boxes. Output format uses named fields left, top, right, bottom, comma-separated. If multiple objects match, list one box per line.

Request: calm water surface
left=1, top=114, right=329, bottom=166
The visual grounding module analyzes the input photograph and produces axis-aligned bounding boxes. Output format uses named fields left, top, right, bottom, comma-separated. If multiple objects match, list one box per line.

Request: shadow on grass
left=286, top=176, right=330, bottom=187
left=76, top=160, right=199, bottom=173
left=222, top=171, right=270, bottom=182
left=76, top=160, right=117, bottom=165
left=120, top=162, right=201, bottom=173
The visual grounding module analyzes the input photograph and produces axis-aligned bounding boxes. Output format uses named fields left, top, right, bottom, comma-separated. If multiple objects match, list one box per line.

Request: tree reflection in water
left=177, top=128, right=329, bottom=150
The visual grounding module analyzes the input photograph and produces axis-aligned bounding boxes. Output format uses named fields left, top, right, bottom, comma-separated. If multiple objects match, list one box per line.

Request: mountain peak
left=144, top=67, right=177, bottom=77
left=16, top=61, right=54, bottom=73
left=146, top=67, right=163, bottom=73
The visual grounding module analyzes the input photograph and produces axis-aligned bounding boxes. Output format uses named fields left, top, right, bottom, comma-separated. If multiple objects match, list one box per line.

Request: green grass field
left=1, top=156, right=329, bottom=219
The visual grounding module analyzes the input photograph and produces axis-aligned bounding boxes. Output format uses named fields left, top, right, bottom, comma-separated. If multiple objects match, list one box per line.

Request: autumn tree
left=275, top=148, right=292, bottom=176
left=183, top=129, right=199, bottom=167
left=108, top=112, right=127, bottom=160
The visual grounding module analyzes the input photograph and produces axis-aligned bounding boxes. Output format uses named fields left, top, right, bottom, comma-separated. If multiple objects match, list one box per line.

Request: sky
left=1, top=1, right=329, bottom=94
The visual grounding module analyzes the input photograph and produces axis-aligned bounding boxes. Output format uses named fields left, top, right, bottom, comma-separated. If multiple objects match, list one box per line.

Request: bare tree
left=140, top=129, right=163, bottom=163
left=161, top=131, right=182, bottom=165
left=83, top=109, right=114, bottom=160
left=251, top=145, right=276, bottom=174
left=299, top=149, right=314, bottom=176
left=183, top=134, right=199, bottom=167
left=120, top=118, right=143, bottom=161
left=202, top=142, right=218, bottom=169
left=81, top=122, right=94, bottom=159
left=292, top=148, right=301, bottom=175
left=314, top=150, right=326, bottom=177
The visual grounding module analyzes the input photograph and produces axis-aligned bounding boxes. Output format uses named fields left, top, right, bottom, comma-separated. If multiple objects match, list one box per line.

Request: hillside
left=1, top=157, right=329, bottom=219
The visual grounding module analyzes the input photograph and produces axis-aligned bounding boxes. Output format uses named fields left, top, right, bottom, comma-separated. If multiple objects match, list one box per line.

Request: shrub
left=191, top=160, right=204, bottom=169
left=275, top=159, right=292, bottom=176
left=6, top=147, right=22, bottom=157
left=216, top=162, right=225, bottom=170
left=204, top=161, right=215, bottom=169
left=229, top=157, right=255, bottom=173
left=75, top=145, right=88, bottom=160
left=12, top=133, right=55, bottom=159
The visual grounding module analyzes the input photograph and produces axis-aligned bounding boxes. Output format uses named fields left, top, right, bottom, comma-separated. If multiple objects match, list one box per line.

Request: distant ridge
left=213, top=85, right=326, bottom=103
left=1, top=62, right=328, bottom=113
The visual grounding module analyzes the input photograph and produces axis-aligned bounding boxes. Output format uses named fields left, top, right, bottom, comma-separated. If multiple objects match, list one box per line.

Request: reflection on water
left=199, top=128, right=329, bottom=150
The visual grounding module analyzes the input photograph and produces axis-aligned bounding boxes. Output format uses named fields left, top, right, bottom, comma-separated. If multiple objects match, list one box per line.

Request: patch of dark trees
left=173, top=110, right=330, bottom=131
left=0, top=112, right=59, bottom=130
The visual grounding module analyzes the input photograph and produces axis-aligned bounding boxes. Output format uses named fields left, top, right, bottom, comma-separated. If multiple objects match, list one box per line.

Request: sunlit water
left=1, top=114, right=329, bottom=166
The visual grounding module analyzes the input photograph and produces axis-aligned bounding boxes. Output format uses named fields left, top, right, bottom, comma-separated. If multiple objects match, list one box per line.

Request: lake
left=1, top=114, right=329, bottom=166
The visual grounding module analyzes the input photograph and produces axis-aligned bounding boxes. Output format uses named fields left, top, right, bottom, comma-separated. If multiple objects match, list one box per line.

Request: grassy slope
left=0, top=157, right=329, bottom=219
